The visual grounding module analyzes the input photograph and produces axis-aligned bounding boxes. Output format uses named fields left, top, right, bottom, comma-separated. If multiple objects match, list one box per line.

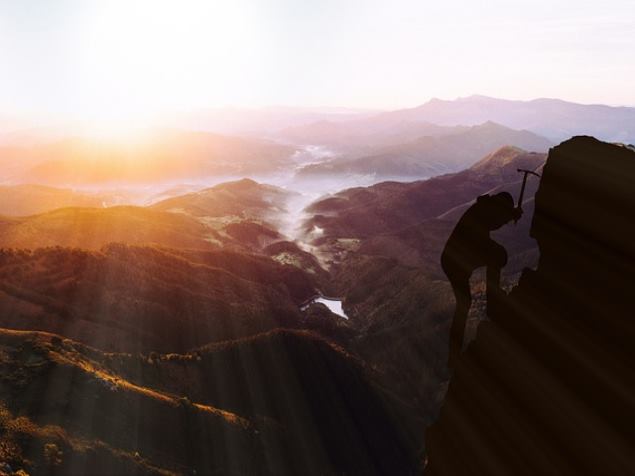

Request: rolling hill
left=0, top=180, right=307, bottom=255
left=151, top=178, right=301, bottom=251
left=152, top=178, right=291, bottom=218
left=0, top=244, right=316, bottom=351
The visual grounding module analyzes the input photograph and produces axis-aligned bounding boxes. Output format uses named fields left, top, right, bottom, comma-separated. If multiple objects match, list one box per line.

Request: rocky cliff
left=425, top=137, right=635, bottom=475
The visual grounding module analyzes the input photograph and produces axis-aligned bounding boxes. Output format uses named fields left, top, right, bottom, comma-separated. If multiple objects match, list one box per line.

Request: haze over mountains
left=2, top=95, right=633, bottom=191
left=276, top=95, right=635, bottom=146
left=169, top=106, right=378, bottom=136
left=403, top=95, right=635, bottom=143
left=296, top=121, right=551, bottom=178
left=0, top=130, right=295, bottom=186
left=0, top=185, right=109, bottom=216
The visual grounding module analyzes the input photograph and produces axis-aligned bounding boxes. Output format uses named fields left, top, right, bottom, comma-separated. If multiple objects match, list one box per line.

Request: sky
left=1, top=0, right=634, bottom=123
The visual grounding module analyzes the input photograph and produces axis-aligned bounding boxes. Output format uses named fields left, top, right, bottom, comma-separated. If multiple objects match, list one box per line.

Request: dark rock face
left=425, top=137, right=635, bottom=475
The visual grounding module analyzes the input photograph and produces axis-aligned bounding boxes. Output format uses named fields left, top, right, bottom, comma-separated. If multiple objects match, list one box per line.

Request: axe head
left=517, top=168, right=542, bottom=178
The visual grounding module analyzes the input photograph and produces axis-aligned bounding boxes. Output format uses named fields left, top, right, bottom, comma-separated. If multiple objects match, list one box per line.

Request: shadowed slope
left=0, top=328, right=423, bottom=475
left=0, top=329, right=262, bottom=475
left=0, top=245, right=315, bottom=351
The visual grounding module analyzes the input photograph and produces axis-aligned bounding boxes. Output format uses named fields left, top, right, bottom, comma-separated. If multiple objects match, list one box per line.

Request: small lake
left=302, top=296, right=349, bottom=319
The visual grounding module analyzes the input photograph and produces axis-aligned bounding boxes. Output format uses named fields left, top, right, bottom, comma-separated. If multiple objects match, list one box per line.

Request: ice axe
left=515, top=168, right=541, bottom=223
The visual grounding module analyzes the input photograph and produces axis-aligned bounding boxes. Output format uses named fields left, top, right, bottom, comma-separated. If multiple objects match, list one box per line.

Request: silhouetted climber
left=441, top=192, right=521, bottom=368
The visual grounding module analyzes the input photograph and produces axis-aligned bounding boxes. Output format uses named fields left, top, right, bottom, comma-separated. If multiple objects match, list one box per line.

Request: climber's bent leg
left=448, top=276, right=471, bottom=368
left=485, top=241, right=507, bottom=317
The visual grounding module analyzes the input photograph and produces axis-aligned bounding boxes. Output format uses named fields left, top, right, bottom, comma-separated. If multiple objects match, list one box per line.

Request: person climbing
left=441, top=191, right=521, bottom=368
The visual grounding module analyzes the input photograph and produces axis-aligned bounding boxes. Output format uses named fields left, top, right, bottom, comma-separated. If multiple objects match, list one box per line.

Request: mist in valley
left=0, top=97, right=633, bottom=476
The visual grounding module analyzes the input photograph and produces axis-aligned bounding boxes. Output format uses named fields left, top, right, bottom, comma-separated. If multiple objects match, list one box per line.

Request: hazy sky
left=1, top=0, right=634, bottom=122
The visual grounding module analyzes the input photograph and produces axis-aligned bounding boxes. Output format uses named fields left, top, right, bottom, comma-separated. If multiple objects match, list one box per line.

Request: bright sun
left=73, top=0, right=263, bottom=128
left=77, top=119, right=155, bottom=143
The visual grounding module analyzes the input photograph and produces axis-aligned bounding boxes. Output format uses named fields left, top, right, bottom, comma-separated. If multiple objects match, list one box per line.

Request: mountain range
left=297, top=122, right=551, bottom=178
left=0, top=114, right=631, bottom=474
left=2, top=96, right=633, bottom=189
left=278, top=95, right=635, bottom=146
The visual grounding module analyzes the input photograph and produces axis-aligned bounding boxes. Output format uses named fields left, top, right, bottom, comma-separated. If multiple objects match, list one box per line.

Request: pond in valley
left=302, top=296, right=349, bottom=319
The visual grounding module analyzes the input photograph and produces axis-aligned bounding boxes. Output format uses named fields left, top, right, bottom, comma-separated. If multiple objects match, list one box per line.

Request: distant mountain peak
left=204, top=177, right=281, bottom=194
left=470, top=145, right=527, bottom=171
left=458, top=94, right=497, bottom=101
left=222, top=177, right=259, bottom=188
left=471, top=120, right=506, bottom=129
left=398, top=96, right=635, bottom=143
left=425, top=95, right=500, bottom=106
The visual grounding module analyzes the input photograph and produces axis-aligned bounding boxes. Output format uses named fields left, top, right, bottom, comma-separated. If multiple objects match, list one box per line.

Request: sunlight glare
left=75, top=0, right=261, bottom=127
left=76, top=119, right=156, bottom=144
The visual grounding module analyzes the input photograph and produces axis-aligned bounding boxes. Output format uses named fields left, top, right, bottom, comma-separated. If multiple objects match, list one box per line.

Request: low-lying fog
left=23, top=145, right=427, bottom=243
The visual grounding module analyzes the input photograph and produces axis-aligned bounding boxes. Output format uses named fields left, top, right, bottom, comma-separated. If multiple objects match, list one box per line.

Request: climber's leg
left=448, top=275, right=471, bottom=368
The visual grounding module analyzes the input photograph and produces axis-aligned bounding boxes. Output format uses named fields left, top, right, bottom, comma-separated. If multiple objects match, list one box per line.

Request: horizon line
left=3, top=93, right=635, bottom=126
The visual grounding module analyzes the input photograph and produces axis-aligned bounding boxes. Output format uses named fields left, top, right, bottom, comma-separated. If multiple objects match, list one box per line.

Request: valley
left=0, top=137, right=547, bottom=474
left=0, top=95, right=632, bottom=474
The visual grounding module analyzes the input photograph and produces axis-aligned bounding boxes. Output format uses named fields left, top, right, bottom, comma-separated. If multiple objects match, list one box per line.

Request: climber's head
left=478, top=192, right=518, bottom=230
left=493, top=191, right=515, bottom=208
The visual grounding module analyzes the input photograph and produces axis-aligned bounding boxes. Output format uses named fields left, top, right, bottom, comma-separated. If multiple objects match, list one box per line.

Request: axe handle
left=518, top=175, right=528, bottom=209
left=514, top=172, right=530, bottom=224
left=515, top=169, right=540, bottom=224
